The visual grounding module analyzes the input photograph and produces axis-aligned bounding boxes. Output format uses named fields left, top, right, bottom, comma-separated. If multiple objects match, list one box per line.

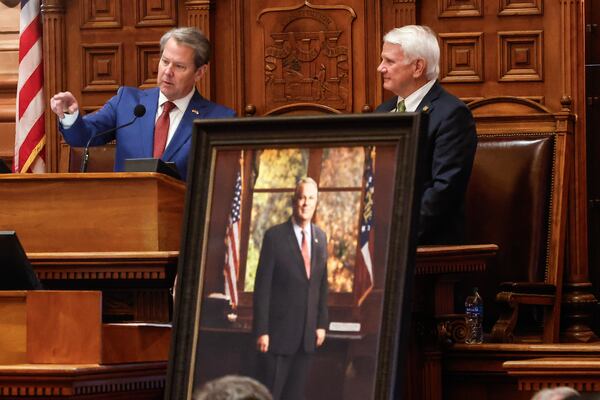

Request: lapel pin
left=314, top=238, right=319, bottom=244
left=191, top=109, right=199, bottom=115
left=422, top=105, right=430, bottom=112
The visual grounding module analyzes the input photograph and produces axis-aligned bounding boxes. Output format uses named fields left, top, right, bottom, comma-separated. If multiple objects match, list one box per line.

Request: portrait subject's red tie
left=301, top=230, right=311, bottom=279
left=153, top=101, right=175, bottom=158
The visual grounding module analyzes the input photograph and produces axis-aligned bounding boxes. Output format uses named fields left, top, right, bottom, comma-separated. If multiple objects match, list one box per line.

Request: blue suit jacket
left=377, top=81, right=477, bottom=244
left=60, top=86, right=235, bottom=181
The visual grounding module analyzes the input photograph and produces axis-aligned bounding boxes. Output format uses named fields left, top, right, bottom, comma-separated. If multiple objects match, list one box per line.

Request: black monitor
left=124, top=158, right=181, bottom=180
left=0, top=231, right=43, bottom=290
left=0, top=159, right=10, bottom=174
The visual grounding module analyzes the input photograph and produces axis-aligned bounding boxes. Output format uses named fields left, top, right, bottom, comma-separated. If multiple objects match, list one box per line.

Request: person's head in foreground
left=531, top=386, right=581, bottom=400
left=193, top=375, right=273, bottom=400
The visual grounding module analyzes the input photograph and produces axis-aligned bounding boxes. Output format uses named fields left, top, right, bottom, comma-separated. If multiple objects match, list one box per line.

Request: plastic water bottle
left=465, top=287, right=483, bottom=344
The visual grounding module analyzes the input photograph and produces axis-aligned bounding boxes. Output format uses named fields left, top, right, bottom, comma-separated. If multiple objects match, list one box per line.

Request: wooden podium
left=0, top=172, right=185, bottom=323
left=0, top=172, right=185, bottom=253
left=0, top=173, right=184, bottom=399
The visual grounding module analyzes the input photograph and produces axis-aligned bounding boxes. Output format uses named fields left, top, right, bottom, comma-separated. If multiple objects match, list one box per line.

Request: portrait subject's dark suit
left=377, top=81, right=477, bottom=244
left=59, top=86, right=235, bottom=181
left=253, top=219, right=328, bottom=399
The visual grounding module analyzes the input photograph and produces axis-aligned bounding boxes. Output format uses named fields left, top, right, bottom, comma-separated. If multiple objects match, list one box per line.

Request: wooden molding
left=438, top=0, right=482, bottom=18
left=81, top=43, right=123, bottom=92
left=81, top=0, right=122, bottom=29
left=439, top=32, right=484, bottom=83
left=498, top=30, right=543, bottom=82
left=135, top=0, right=177, bottom=27
left=136, top=41, right=161, bottom=89
left=499, top=0, right=543, bottom=16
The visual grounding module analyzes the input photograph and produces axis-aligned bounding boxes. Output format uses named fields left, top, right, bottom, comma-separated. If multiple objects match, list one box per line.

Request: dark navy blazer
left=377, top=81, right=477, bottom=244
left=253, top=219, right=329, bottom=355
left=60, top=86, right=235, bottom=181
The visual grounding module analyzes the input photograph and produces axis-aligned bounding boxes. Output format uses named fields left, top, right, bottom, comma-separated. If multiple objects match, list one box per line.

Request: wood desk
left=0, top=362, right=167, bottom=399
left=504, top=355, right=600, bottom=392
left=30, top=252, right=178, bottom=322
left=407, top=244, right=498, bottom=400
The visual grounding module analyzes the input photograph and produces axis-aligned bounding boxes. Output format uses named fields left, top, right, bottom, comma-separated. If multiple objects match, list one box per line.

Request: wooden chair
left=465, top=97, right=572, bottom=343
left=65, top=144, right=116, bottom=172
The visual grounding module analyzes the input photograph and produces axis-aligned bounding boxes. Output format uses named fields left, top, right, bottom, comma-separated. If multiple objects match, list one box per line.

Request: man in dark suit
left=376, top=25, right=477, bottom=244
left=49, top=27, right=235, bottom=181
left=253, top=177, right=329, bottom=400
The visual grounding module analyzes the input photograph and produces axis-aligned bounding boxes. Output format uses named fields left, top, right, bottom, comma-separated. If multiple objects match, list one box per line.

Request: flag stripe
left=15, top=0, right=45, bottom=173
left=16, top=88, right=44, bottom=149
left=18, top=14, right=42, bottom=62
left=18, top=63, right=43, bottom=120
left=18, top=39, right=42, bottom=89
left=360, top=243, right=373, bottom=282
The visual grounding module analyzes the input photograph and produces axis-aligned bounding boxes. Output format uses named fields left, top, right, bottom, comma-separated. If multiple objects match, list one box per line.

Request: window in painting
left=242, top=146, right=367, bottom=296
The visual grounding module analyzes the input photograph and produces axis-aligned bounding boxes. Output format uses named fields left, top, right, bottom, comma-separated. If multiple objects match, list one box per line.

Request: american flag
left=356, top=147, right=375, bottom=306
left=224, top=169, right=242, bottom=309
left=14, top=0, right=45, bottom=173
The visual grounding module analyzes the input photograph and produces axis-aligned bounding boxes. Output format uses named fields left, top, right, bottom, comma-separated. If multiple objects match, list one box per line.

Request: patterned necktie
left=153, top=101, right=176, bottom=158
left=395, top=99, right=406, bottom=113
left=301, top=230, right=311, bottom=279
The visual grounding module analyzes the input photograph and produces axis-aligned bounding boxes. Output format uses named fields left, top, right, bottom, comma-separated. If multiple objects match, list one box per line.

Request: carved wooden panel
left=136, top=42, right=161, bottom=89
left=499, top=0, right=543, bottom=16
left=135, top=0, right=177, bottom=27
left=81, top=44, right=122, bottom=92
left=393, top=0, right=416, bottom=27
left=438, top=0, right=481, bottom=18
left=81, top=0, right=121, bottom=29
left=256, top=2, right=356, bottom=113
left=439, top=32, right=483, bottom=82
left=185, top=1, right=212, bottom=100
left=498, top=31, right=543, bottom=81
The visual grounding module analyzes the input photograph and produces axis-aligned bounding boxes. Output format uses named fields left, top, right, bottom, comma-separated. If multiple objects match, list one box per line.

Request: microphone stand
left=81, top=146, right=92, bottom=173
left=80, top=129, right=117, bottom=173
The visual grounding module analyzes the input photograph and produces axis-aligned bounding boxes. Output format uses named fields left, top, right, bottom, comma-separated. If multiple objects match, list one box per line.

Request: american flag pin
left=191, top=109, right=199, bottom=115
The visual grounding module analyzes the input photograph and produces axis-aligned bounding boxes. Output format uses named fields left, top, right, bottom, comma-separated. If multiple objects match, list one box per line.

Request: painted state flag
left=355, top=146, right=375, bottom=306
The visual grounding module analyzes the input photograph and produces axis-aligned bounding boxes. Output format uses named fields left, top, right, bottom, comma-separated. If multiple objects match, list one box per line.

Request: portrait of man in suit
left=253, top=177, right=329, bottom=400
left=376, top=25, right=477, bottom=245
left=49, top=27, right=235, bottom=181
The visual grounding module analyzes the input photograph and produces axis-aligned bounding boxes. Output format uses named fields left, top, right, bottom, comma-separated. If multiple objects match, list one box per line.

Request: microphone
left=80, top=104, right=146, bottom=173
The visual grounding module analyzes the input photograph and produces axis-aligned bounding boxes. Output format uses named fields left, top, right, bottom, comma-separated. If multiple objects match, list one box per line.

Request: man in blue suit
left=376, top=25, right=477, bottom=244
left=50, top=27, right=235, bottom=181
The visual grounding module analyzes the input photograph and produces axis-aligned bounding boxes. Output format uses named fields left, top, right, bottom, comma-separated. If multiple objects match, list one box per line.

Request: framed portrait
left=166, top=113, right=425, bottom=400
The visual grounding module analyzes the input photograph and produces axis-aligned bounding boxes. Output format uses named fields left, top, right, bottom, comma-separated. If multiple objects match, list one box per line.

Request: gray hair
left=294, top=176, right=319, bottom=199
left=530, top=386, right=581, bottom=400
left=383, top=25, right=440, bottom=81
left=193, top=375, right=272, bottom=400
left=160, top=27, right=210, bottom=68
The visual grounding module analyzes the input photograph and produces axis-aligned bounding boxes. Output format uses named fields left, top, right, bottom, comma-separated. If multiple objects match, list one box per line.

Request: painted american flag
left=224, top=169, right=242, bottom=309
left=356, top=146, right=375, bottom=306
left=14, top=0, right=45, bottom=173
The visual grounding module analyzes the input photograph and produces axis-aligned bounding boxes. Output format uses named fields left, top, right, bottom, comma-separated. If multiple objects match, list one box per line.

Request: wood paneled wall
left=0, top=0, right=593, bottom=339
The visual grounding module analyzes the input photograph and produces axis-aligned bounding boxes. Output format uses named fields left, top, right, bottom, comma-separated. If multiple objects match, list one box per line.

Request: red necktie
left=301, top=230, right=311, bottom=279
left=153, top=101, right=176, bottom=158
